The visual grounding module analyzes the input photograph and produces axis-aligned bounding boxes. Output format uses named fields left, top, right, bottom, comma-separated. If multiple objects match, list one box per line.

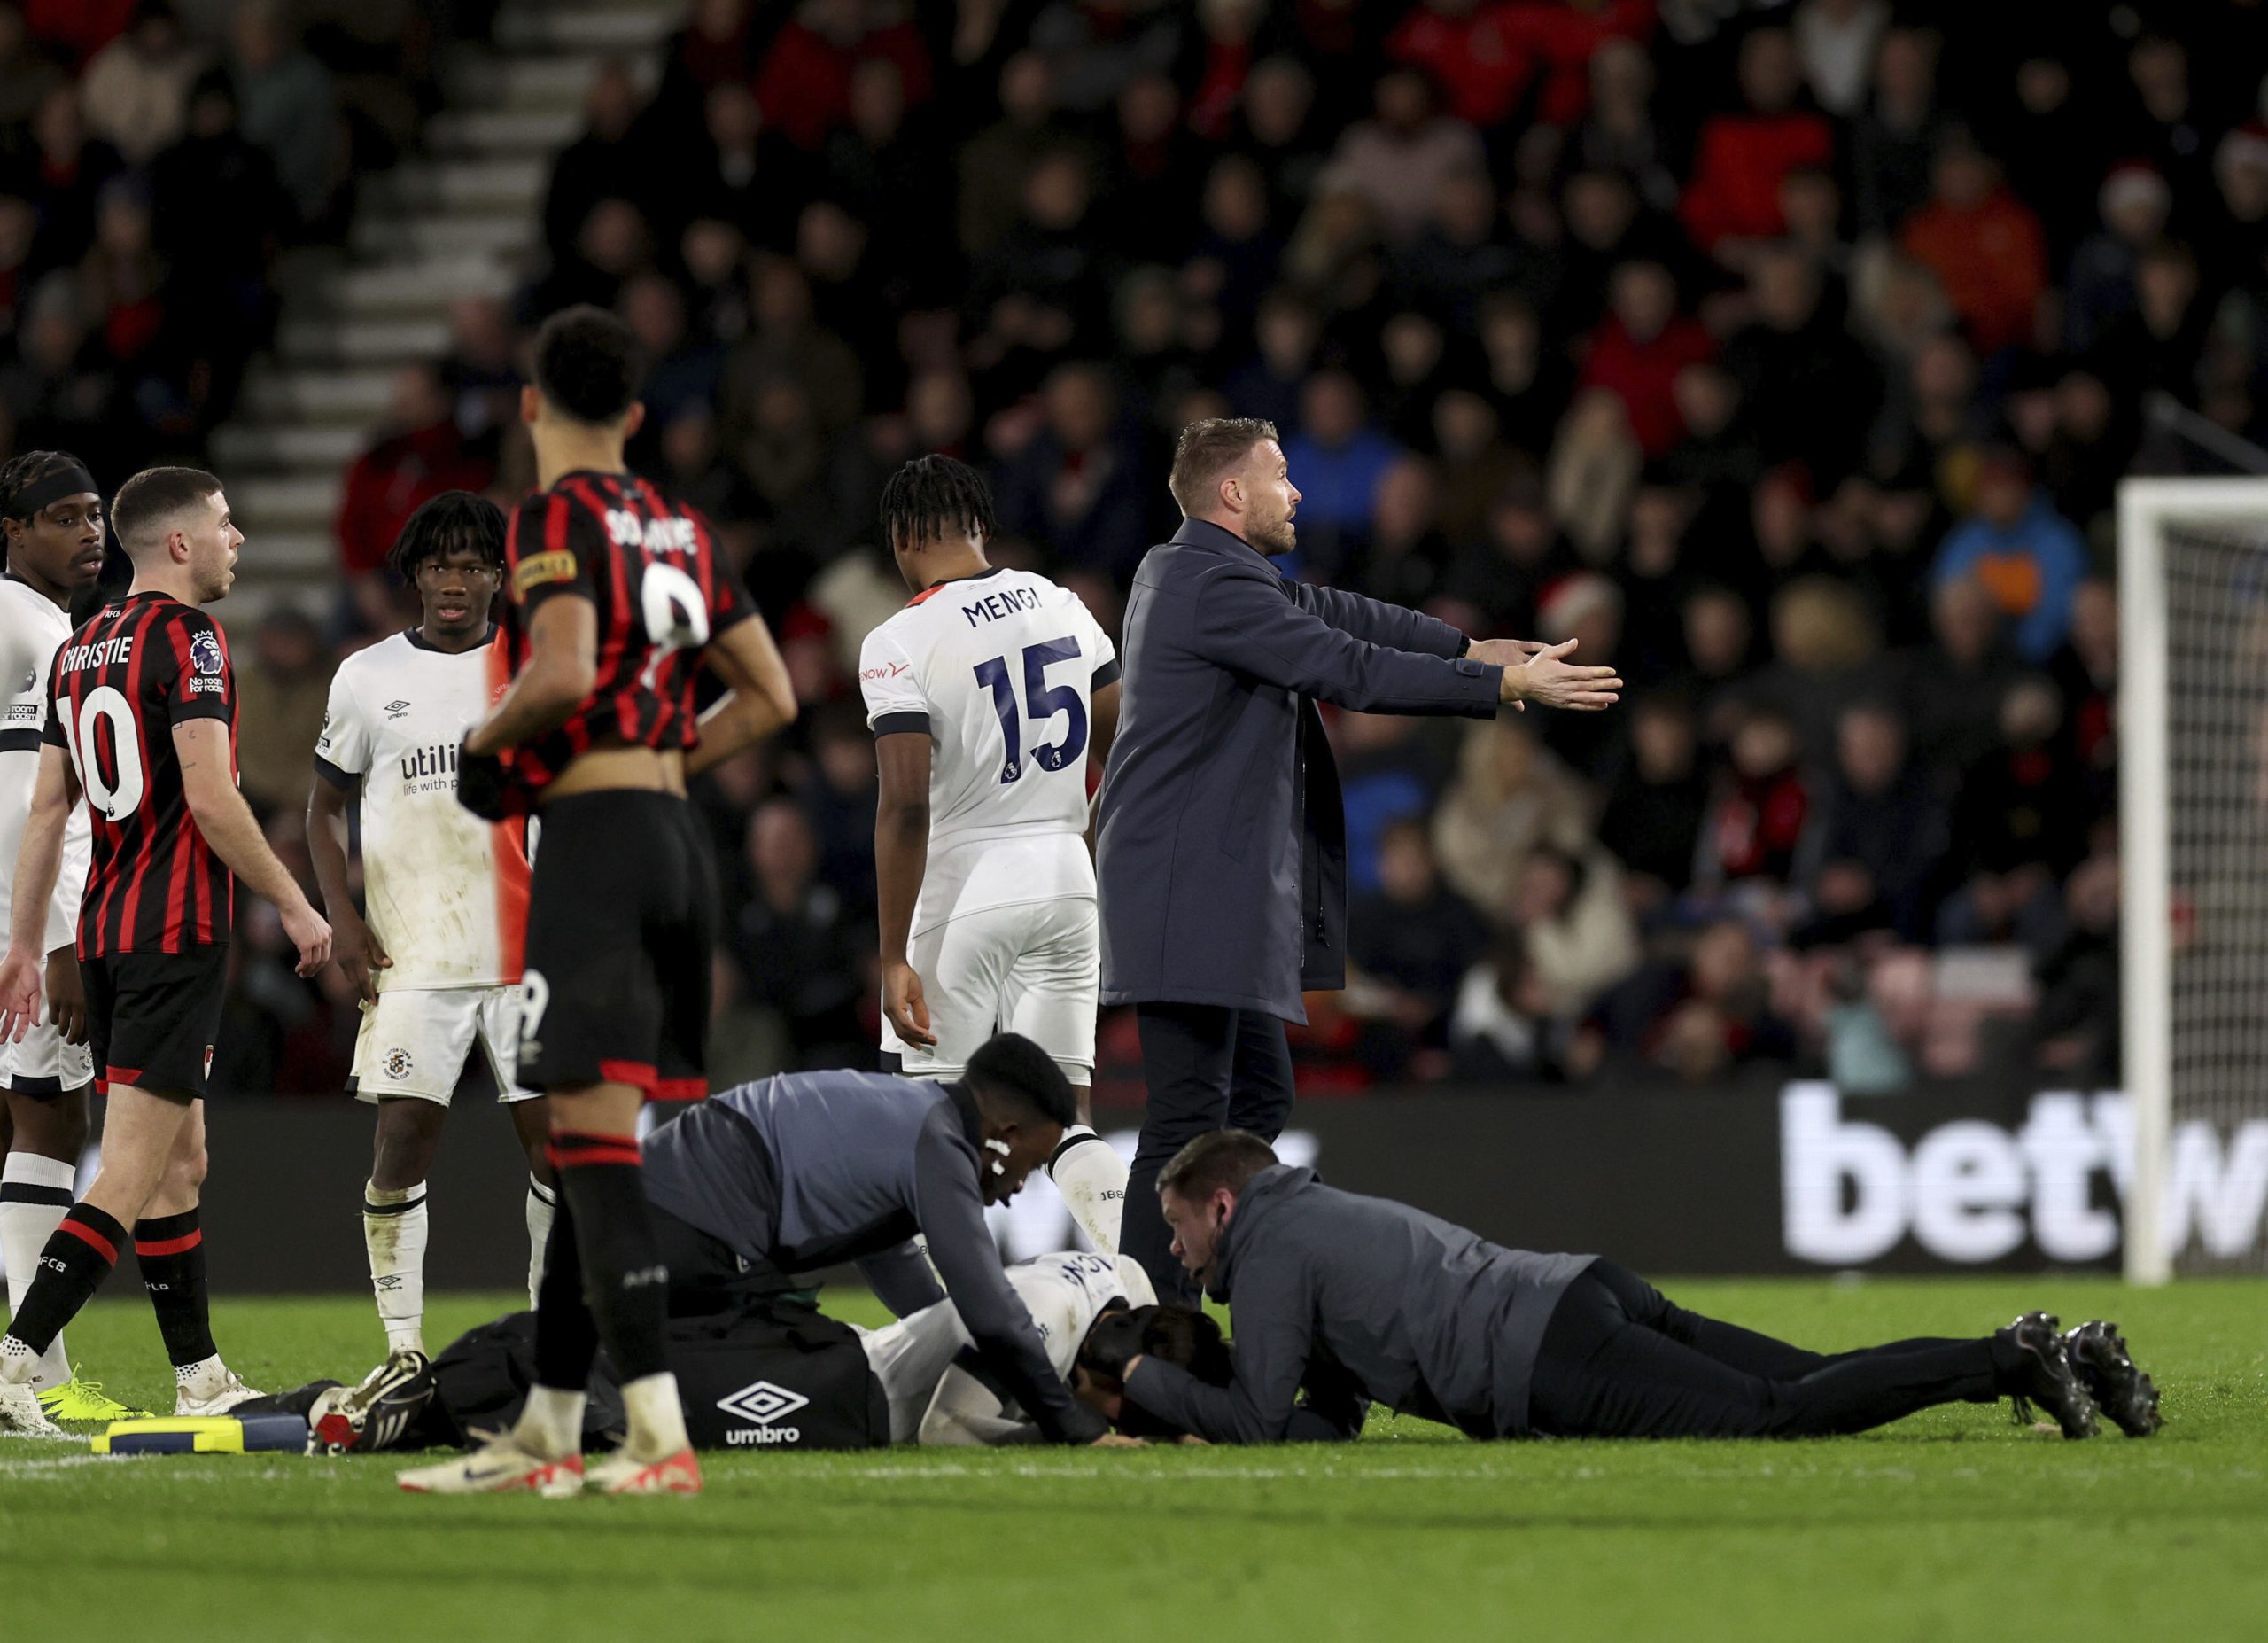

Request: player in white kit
left=0, top=451, right=143, bottom=1423
left=307, top=493, right=552, bottom=1366
left=859, top=1249, right=1173, bottom=1444
left=860, top=456, right=1130, bottom=1253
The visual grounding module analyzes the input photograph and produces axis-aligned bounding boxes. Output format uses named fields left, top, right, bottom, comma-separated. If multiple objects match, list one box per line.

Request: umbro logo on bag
left=717, top=1379, right=807, bottom=1444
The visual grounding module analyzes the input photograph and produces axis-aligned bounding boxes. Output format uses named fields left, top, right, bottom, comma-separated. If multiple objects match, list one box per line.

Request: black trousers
left=1527, top=1261, right=2014, bottom=1439
left=1125, top=1002, right=1297, bottom=1304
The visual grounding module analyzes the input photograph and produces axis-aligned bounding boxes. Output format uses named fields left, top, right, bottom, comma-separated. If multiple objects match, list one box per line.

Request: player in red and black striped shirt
left=399, top=308, right=795, bottom=1497
left=0, top=467, right=332, bottom=1436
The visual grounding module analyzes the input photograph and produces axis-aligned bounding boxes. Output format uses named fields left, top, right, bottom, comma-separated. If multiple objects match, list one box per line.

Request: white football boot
left=174, top=1356, right=264, bottom=1416
left=397, top=1430, right=586, bottom=1497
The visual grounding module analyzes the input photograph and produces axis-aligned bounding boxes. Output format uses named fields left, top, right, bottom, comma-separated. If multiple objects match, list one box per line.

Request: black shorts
left=519, top=789, right=716, bottom=1100
left=85, top=946, right=228, bottom=1101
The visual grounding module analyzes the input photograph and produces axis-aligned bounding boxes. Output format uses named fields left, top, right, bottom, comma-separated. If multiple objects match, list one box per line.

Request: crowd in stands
left=14, top=0, right=2268, bottom=1102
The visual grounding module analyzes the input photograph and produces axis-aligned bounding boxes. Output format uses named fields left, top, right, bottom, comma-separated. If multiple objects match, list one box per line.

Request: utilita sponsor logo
left=1780, top=1083, right=2268, bottom=1265
left=718, top=1379, right=808, bottom=1447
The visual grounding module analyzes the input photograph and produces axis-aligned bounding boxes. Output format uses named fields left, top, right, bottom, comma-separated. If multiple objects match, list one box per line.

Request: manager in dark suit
left=1095, top=418, right=1619, bottom=1298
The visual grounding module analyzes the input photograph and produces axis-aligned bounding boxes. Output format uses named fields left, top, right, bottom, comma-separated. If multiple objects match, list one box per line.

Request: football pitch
left=3, top=1277, right=2261, bottom=1643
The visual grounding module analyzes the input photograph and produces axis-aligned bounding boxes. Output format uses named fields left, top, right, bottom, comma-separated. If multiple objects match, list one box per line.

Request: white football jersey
left=1002, top=1250, right=1158, bottom=1382
left=0, top=577, right=89, bottom=954
left=858, top=569, right=1117, bottom=931
left=315, top=629, right=531, bottom=989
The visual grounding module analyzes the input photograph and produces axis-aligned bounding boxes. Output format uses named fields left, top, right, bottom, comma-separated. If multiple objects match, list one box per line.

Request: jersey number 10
left=972, top=636, right=1086, bottom=785
left=55, top=685, right=144, bottom=821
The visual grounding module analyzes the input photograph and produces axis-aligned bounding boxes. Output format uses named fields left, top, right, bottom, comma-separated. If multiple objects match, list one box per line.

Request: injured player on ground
left=296, top=1250, right=1225, bottom=1453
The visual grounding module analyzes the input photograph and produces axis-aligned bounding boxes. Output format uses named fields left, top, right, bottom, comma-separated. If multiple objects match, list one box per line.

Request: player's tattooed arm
left=465, top=596, right=596, bottom=756
left=178, top=720, right=331, bottom=977
left=874, top=728, right=936, bottom=1050
left=0, top=744, right=80, bottom=1042
left=687, top=611, right=797, bottom=776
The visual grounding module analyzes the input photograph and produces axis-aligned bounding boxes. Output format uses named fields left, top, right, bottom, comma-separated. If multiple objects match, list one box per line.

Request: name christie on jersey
left=58, top=634, right=137, bottom=673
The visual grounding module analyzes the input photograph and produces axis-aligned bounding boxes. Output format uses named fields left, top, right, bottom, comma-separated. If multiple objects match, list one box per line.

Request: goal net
left=2120, top=479, right=2268, bottom=1281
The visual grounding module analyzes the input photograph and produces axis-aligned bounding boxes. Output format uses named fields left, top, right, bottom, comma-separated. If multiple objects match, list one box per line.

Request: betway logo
left=1781, top=1084, right=2268, bottom=1265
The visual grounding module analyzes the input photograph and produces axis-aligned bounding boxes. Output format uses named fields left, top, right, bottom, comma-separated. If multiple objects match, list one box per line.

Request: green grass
left=3, top=1278, right=2263, bottom=1643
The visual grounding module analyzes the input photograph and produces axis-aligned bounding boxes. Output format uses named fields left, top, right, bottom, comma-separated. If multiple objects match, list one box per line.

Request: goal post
left=2117, top=477, right=2268, bottom=1283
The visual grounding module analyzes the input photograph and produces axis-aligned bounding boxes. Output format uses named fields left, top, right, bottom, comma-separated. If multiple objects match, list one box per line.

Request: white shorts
left=0, top=1016, right=95, bottom=1099
left=351, top=985, right=532, bottom=1106
left=856, top=1299, right=971, bottom=1444
left=882, top=897, right=1099, bottom=1081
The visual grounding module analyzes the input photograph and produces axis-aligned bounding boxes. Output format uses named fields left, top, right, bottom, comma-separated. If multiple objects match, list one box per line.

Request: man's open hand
left=1500, top=637, right=1621, bottom=712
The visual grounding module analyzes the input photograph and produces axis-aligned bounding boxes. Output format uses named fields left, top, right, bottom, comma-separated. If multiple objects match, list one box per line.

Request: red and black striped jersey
left=41, top=593, right=237, bottom=956
left=500, top=469, right=749, bottom=794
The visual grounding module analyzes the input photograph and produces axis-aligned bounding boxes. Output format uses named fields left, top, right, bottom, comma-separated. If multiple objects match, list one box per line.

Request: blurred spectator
left=729, top=798, right=871, bottom=1071
left=1279, top=369, right=1399, bottom=573
left=1442, top=471, right=1573, bottom=637
left=1513, top=842, right=1641, bottom=1019
left=229, top=0, right=334, bottom=225
left=1578, top=260, right=1713, bottom=456
left=1597, top=691, right=1709, bottom=909
left=1792, top=0, right=1886, bottom=119
left=1940, top=676, right=2091, bottom=945
left=1184, top=152, right=1281, bottom=343
left=19, top=82, right=124, bottom=270
left=1793, top=699, right=1951, bottom=943
left=1846, top=26, right=1946, bottom=238
left=541, top=58, right=645, bottom=264
left=80, top=0, right=200, bottom=165
left=1335, top=707, right=1447, bottom=896
left=235, top=605, right=330, bottom=816
left=1347, top=816, right=1488, bottom=1064
left=1720, top=245, right=1879, bottom=484
left=1223, top=285, right=1319, bottom=428
left=0, top=5, right=67, bottom=128
left=1678, top=27, right=1832, bottom=260
left=618, top=269, right=724, bottom=440
left=792, top=700, right=878, bottom=915
left=958, top=50, right=1058, bottom=259
left=994, top=360, right=1149, bottom=580
left=1329, top=64, right=1485, bottom=245
left=1449, top=927, right=1573, bottom=1083
left=1432, top=716, right=1591, bottom=914
left=1822, top=953, right=1912, bottom=1094
left=1595, top=918, right=1797, bottom=1084
left=684, top=78, right=807, bottom=255
left=2064, top=163, right=2172, bottom=356
left=333, top=362, right=497, bottom=632
left=1900, top=572, right=2025, bottom=774
left=1930, top=448, right=2085, bottom=662
left=1898, top=137, right=2047, bottom=356
left=753, top=0, right=930, bottom=152
left=1542, top=390, right=1638, bottom=562
left=1696, top=704, right=1809, bottom=892
left=1566, top=37, right=1675, bottom=214
left=2049, top=575, right=2117, bottom=807
left=2029, top=851, right=2120, bottom=1085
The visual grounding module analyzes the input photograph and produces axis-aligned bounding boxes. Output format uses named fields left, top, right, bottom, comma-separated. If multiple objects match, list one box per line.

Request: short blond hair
left=1168, top=417, right=1278, bottom=516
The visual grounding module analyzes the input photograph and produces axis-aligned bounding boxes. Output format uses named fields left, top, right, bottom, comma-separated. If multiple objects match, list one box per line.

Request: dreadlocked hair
left=385, top=488, right=507, bottom=582
left=878, top=453, right=996, bottom=554
left=0, top=450, right=88, bottom=520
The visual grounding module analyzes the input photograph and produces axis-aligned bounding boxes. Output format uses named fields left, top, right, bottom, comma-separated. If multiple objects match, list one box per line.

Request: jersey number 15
left=972, top=637, right=1086, bottom=785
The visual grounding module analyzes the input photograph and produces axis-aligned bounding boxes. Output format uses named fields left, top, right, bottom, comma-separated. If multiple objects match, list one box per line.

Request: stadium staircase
left=209, top=0, right=680, bottom=626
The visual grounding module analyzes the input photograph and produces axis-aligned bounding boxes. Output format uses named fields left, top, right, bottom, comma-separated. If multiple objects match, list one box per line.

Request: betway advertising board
left=19, top=1087, right=2256, bottom=1294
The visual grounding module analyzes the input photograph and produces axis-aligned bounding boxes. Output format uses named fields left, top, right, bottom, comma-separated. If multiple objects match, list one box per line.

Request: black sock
left=135, top=1209, right=217, bottom=1368
left=548, top=1131, right=669, bottom=1383
left=532, top=1187, right=600, bottom=1390
left=6, top=1203, right=125, bottom=1355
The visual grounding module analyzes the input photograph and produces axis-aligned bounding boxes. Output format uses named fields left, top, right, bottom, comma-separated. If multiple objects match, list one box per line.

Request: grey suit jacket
left=1096, top=518, right=1502, bottom=1021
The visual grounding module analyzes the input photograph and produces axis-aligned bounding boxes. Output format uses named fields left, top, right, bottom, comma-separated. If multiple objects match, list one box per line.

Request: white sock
left=175, top=1351, right=226, bottom=1390
left=2, top=1334, right=37, bottom=1384
left=525, top=1177, right=556, bottom=1312
left=619, top=1372, right=689, bottom=1460
left=362, top=1180, right=429, bottom=1356
left=1, top=1153, right=75, bottom=1390
left=516, top=1382, right=586, bottom=1460
left=1047, top=1126, right=1129, bottom=1254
